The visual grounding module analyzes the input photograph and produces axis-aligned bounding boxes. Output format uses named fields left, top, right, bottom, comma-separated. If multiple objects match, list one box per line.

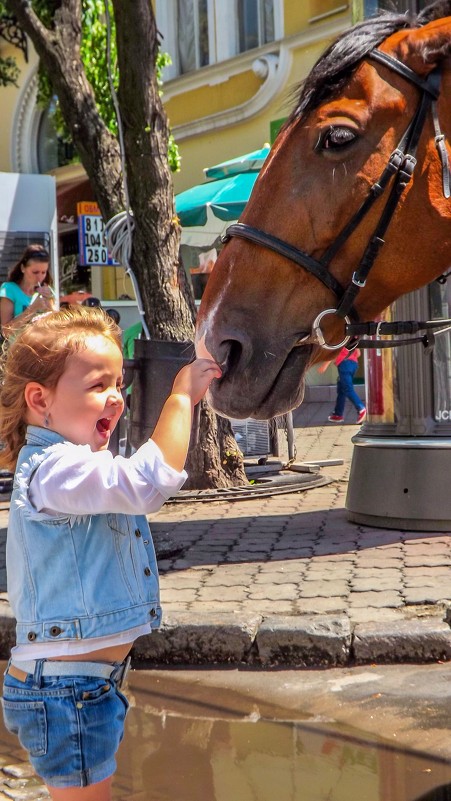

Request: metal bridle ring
left=312, top=308, right=352, bottom=351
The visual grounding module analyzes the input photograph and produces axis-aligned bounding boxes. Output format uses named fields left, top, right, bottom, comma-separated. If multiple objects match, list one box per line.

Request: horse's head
left=196, top=6, right=451, bottom=420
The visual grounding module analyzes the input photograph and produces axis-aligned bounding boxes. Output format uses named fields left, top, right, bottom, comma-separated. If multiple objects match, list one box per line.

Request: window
left=238, top=0, right=275, bottom=53
left=37, top=98, right=74, bottom=173
left=177, top=0, right=210, bottom=74
left=156, top=0, right=280, bottom=79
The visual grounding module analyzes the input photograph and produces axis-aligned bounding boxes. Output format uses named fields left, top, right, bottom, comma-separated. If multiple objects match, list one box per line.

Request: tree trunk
left=5, top=0, right=248, bottom=488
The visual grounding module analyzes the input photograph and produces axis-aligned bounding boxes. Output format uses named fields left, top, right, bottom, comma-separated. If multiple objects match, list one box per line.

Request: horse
left=195, top=1, right=451, bottom=421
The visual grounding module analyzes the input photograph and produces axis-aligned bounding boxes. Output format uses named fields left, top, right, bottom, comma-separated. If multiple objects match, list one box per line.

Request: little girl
left=0, top=305, right=221, bottom=801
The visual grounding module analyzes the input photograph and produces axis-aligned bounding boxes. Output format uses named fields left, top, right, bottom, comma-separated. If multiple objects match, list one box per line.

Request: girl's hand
left=172, top=358, right=222, bottom=406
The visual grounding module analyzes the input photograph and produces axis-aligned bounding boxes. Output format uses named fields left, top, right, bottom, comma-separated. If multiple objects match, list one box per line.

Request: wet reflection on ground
left=1, top=665, right=451, bottom=800
left=112, top=671, right=451, bottom=801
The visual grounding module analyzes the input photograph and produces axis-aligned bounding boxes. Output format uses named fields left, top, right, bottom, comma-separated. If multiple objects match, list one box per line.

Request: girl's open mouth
left=96, top=418, right=111, bottom=436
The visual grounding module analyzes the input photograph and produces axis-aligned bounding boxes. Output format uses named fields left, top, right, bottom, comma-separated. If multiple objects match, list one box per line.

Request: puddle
left=1, top=666, right=451, bottom=800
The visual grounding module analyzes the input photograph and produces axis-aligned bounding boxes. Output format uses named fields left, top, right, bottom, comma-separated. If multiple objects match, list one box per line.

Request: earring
left=44, top=414, right=50, bottom=428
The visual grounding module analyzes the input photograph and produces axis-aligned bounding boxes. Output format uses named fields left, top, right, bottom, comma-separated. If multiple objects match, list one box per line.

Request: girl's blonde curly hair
left=0, top=305, right=122, bottom=470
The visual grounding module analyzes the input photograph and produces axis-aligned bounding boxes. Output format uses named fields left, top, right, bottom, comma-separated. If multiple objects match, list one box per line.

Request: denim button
left=27, top=631, right=37, bottom=641
left=50, top=626, right=62, bottom=637
left=135, top=529, right=141, bottom=537
left=150, top=608, right=157, bottom=617
left=144, top=567, right=151, bottom=576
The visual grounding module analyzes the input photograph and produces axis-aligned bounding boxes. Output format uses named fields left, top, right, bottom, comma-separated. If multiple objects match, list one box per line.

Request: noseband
left=222, top=49, right=450, bottom=351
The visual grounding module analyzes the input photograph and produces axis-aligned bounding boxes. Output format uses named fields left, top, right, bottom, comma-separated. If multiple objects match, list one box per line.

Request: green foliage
left=4, top=0, right=180, bottom=170
left=0, top=2, right=22, bottom=86
left=0, top=55, right=19, bottom=86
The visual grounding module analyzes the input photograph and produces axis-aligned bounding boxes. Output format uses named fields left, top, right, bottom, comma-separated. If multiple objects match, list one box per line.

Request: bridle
left=221, top=48, right=451, bottom=351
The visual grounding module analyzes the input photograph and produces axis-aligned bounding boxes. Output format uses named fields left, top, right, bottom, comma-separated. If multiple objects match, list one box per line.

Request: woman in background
left=0, top=244, right=54, bottom=339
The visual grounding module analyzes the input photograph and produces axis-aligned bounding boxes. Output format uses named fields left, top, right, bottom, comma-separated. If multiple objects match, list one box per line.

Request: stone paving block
left=299, top=581, right=349, bottom=598
left=253, top=571, right=306, bottom=585
left=248, top=584, right=298, bottom=601
left=305, top=564, right=353, bottom=577
left=197, top=586, right=250, bottom=602
left=352, top=568, right=401, bottom=578
left=404, top=566, right=451, bottom=577
left=353, top=557, right=403, bottom=569
left=160, top=588, right=197, bottom=603
left=294, top=597, right=348, bottom=614
left=350, top=578, right=403, bottom=592
left=347, top=591, right=404, bottom=608
left=238, top=600, right=295, bottom=615
left=405, top=556, right=451, bottom=567
left=403, top=576, right=447, bottom=588
left=348, top=607, right=407, bottom=625
left=402, top=588, right=451, bottom=604
left=353, top=618, right=451, bottom=664
left=256, top=615, right=351, bottom=666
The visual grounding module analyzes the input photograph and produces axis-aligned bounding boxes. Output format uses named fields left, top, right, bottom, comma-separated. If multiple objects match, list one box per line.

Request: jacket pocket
left=1, top=697, right=47, bottom=756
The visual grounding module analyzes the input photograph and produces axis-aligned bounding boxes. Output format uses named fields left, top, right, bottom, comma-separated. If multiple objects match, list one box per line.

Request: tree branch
left=4, top=0, right=54, bottom=51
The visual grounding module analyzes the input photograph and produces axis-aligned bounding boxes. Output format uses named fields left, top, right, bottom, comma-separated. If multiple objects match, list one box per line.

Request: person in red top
left=318, top=347, right=366, bottom=424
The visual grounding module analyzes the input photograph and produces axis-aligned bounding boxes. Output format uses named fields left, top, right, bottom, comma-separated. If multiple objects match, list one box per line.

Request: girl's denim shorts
left=1, top=665, right=129, bottom=788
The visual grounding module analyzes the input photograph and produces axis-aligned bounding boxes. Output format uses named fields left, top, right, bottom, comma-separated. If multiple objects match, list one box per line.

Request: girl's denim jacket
left=7, top=426, right=161, bottom=647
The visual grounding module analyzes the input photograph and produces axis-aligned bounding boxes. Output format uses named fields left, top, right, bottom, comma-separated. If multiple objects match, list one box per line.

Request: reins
left=222, top=48, right=451, bottom=352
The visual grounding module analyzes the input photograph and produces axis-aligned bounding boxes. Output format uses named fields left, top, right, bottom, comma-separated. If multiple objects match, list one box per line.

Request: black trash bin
left=128, top=338, right=195, bottom=450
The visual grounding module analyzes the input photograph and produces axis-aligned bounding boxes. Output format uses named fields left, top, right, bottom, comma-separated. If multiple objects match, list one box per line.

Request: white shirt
left=28, top=439, right=187, bottom=516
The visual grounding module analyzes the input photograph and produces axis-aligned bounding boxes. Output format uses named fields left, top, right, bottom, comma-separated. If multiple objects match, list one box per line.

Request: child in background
left=0, top=305, right=221, bottom=801
left=318, top=346, right=366, bottom=424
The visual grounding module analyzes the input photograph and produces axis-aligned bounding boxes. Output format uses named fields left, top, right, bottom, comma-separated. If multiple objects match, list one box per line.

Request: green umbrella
left=176, top=170, right=259, bottom=228
left=203, top=145, right=270, bottom=180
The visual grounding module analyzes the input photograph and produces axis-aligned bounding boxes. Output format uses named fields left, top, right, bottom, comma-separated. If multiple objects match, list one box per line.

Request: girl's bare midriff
left=50, top=644, right=133, bottom=663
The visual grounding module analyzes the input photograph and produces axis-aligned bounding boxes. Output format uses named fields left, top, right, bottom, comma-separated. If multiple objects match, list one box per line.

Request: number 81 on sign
left=78, top=214, right=116, bottom=266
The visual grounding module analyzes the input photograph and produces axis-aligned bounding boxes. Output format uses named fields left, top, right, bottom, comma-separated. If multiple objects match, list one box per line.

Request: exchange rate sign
left=77, top=202, right=115, bottom=266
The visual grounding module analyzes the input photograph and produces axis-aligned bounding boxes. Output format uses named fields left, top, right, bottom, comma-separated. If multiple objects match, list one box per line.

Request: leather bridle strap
left=368, top=49, right=440, bottom=97
left=221, top=49, right=444, bottom=337
left=222, top=223, right=347, bottom=302
left=335, top=63, right=441, bottom=319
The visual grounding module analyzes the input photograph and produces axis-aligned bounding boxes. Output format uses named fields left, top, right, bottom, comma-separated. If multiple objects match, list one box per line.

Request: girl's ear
left=24, top=382, right=50, bottom=419
left=381, top=17, right=451, bottom=77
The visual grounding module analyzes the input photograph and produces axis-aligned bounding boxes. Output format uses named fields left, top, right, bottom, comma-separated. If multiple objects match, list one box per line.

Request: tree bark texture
left=4, top=0, right=248, bottom=488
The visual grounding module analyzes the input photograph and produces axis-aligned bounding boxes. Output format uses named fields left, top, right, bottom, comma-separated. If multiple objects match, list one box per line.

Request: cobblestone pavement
left=0, top=402, right=449, bottom=667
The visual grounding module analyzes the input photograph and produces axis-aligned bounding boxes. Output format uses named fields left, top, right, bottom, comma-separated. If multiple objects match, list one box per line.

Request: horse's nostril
left=216, top=338, right=245, bottom=380
left=226, top=339, right=243, bottom=374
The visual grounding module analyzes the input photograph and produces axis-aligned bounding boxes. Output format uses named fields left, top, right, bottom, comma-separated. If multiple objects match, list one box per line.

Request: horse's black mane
left=291, top=0, right=451, bottom=119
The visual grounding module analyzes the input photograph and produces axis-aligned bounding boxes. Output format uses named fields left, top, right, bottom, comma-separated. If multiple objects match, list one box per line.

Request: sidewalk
left=0, top=402, right=451, bottom=667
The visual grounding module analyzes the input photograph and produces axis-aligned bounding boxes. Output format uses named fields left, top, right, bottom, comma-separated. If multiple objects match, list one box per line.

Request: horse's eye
left=320, top=126, right=357, bottom=151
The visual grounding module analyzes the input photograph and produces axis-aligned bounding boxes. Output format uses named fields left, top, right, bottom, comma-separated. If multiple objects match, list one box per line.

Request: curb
left=0, top=611, right=450, bottom=667
left=132, top=613, right=451, bottom=667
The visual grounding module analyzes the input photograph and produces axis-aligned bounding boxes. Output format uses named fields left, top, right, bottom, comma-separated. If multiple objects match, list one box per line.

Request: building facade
left=0, top=0, right=431, bottom=309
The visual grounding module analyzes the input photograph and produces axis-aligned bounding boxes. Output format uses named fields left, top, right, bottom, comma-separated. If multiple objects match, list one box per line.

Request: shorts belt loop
left=32, top=659, right=45, bottom=689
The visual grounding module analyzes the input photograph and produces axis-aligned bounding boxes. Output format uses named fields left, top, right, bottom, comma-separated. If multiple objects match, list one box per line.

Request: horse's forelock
left=290, top=2, right=449, bottom=120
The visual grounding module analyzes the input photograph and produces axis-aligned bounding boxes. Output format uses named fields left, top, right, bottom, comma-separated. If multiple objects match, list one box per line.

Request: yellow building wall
left=165, top=70, right=262, bottom=128
left=170, top=0, right=354, bottom=194
left=0, top=42, right=35, bottom=172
